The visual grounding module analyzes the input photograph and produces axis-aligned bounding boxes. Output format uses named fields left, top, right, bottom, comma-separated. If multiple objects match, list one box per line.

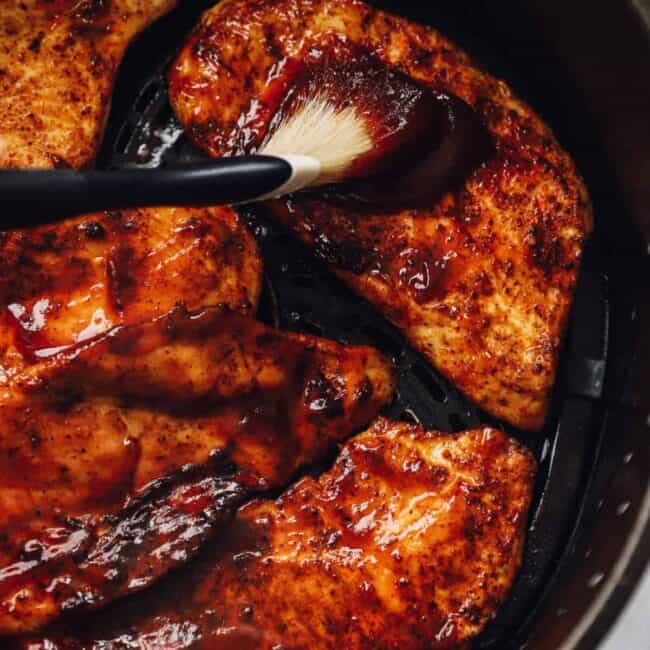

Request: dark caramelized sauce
left=0, top=304, right=392, bottom=637
left=259, top=38, right=492, bottom=207
left=349, top=92, right=493, bottom=209
left=106, top=243, right=137, bottom=314
left=304, top=372, right=346, bottom=419
left=288, top=197, right=471, bottom=304
left=396, top=247, right=452, bottom=305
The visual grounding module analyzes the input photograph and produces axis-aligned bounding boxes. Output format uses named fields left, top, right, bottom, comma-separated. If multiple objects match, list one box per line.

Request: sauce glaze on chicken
left=18, top=419, right=535, bottom=649
left=0, top=206, right=262, bottom=380
left=0, top=306, right=394, bottom=633
left=170, top=0, right=593, bottom=430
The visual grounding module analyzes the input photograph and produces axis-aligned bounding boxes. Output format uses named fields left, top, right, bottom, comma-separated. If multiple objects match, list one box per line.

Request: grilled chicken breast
left=0, top=306, right=394, bottom=634
left=169, top=0, right=593, bottom=430
left=0, top=206, right=261, bottom=380
left=0, top=0, right=177, bottom=169
left=19, top=418, right=535, bottom=649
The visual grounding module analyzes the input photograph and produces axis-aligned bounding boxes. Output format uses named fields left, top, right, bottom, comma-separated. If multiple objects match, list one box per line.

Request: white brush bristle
left=260, top=93, right=373, bottom=186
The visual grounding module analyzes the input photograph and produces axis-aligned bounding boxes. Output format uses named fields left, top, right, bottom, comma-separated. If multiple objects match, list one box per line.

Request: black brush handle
left=0, top=156, right=292, bottom=230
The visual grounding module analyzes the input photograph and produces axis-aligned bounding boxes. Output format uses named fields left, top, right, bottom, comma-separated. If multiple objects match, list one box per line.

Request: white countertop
left=600, top=566, right=650, bottom=649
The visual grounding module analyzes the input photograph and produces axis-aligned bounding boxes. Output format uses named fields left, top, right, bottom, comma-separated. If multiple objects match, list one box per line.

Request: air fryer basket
left=95, top=1, right=650, bottom=648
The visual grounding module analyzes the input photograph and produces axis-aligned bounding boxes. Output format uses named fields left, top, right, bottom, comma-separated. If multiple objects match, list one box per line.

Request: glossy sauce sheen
left=261, top=38, right=492, bottom=205
left=169, top=0, right=593, bottom=431
left=0, top=306, right=394, bottom=634
left=0, top=206, right=262, bottom=380
left=18, top=420, right=536, bottom=649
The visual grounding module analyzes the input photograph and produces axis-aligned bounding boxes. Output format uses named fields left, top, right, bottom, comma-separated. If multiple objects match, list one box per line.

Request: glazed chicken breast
left=0, top=2, right=396, bottom=632
left=0, top=0, right=177, bottom=169
left=0, top=306, right=394, bottom=634
left=169, top=0, right=593, bottom=430
left=0, top=206, right=262, bottom=380
left=18, top=418, right=535, bottom=649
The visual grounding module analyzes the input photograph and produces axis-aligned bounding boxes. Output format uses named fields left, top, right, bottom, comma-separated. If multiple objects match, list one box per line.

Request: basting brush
left=0, top=48, right=491, bottom=229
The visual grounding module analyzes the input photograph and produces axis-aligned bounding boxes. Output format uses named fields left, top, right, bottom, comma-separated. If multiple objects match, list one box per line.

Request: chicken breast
left=0, top=0, right=177, bottom=169
left=0, top=205, right=262, bottom=380
left=169, top=0, right=593, bottom=430
left=0, top=306, right=395, bottom=634
left=19, top=418, right=535, bottom=649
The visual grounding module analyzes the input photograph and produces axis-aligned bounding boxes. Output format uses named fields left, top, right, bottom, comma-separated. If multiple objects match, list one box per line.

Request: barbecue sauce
left=259, top=38, right=492, bottom=207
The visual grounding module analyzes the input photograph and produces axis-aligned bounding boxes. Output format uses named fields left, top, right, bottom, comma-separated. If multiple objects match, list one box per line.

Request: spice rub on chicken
left=169, top=0, right=593, bottom=430
left=20, top=418, right=535, bottom=649
left=0, top=0, right=177, bottom=170
left=0, top=307, right=394, bottom=634
left=0, top=206, right=262, bottom=380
